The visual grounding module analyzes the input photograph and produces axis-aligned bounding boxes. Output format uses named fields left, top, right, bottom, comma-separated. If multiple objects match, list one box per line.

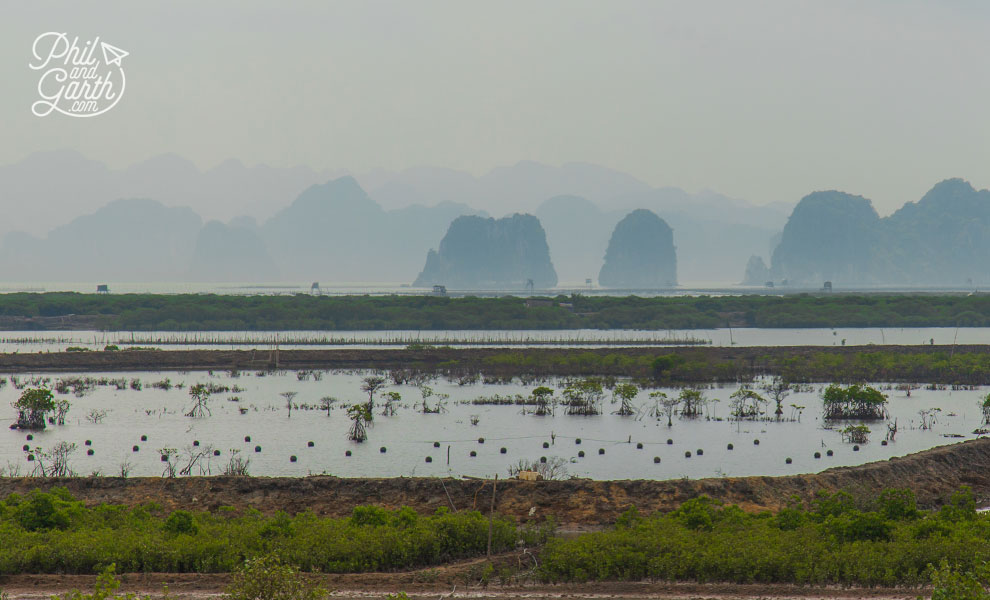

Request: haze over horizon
left=4, top=0, right=990, bottom=220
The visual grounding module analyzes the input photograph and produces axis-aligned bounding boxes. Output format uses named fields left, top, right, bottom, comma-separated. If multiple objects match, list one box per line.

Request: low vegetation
left=2, top=485, right=989, bottom=596
left=477, top=348, right=990, bottom=385
left=8, top=292, right=990, bottom=331
left=0, top=488, right=535, bottom=574
left=539, top=487, right=985, bottom=586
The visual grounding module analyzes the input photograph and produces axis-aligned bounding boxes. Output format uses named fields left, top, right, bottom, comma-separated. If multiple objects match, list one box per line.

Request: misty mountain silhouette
left=598, top=209, right=677, bottom=288
left=414, top=214, right=557, bottom=289
left=0, top=150, right=791, bottom=285
left=0, top=198, right=201, bottom=281
left=770, top=179, right=990, bottom=286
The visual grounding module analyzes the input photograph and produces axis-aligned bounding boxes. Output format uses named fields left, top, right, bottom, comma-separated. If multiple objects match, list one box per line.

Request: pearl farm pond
left=2, top=366, right=986, bottom=480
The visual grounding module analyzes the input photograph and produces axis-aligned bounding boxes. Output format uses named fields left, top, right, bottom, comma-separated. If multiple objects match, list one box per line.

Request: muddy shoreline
left=2, top=439, right=988, bottom=526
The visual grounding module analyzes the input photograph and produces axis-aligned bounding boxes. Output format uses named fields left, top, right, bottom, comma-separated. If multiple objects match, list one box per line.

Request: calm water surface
left=0, top=327, right=987, bottom=352
left=0, top=370, right=981, bottom=480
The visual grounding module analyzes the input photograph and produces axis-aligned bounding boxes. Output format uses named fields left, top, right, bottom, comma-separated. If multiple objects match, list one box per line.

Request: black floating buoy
left=141, top=435, right=147, bottom=442
left=598, top=448, right=605, bottom=455
left=21, top=444, right=29, bottom=452
left=684, top=451, right=691, bottom=458
left=542, top=441, right=549, bottom=448
left=540, top=456, right=547, bottom=463
left=244, top=436, right=251, bottom=443
left=727, top=443, right=734, bottom=450
left=667, top=438, right=673, bottom=445
left=433, top=441, right=440, bottom=448
left=26, top=434, right=33, bottom=441
left=470, top=450, right=477, bottom=457
left=575, top=438, right=582, bottom=444
left=500, top=447, right=507, bottom=454
left=380, top=447, right=387, bottom=453
left=881, top=440, right=888, bottom=446
left=853, top=445, right=860, bottom=451
left=636, top=442, right=643, bottom=449
left=307, top=441, right=315, bottom=447
left=814, top=451, right=821, bottom=459
left=653, top=456, right=661, bottom=463
left=578, top=450, right=585, bottom=458
left=785, top=457, right=792, bottom=464
left=132, top=445, right=139, bottom=452
left=193, top=440, right=200, bottom=447
left=85, top=440, right=92, bottom=446
left=290, top=455, right=297, bottom=462
left=696, top=449, right=704, bottom=456
left=160, top=454, right=168, bottom=462
left=826, top=449, right=834, bottom=456
left=87, top=449, right=94, bottom=456
left=345, top=450, right=352, bottom=457
left=213, top=450, right=220, bottom=456
left=478, top=437, right=485, bottom=444
left=754, top=439, right=760, bottom=445
left=254, top=446, right=262, bottom=453
left=425, top=456, right=432, bottom=463
left=27, top=454, right=34, bottom=462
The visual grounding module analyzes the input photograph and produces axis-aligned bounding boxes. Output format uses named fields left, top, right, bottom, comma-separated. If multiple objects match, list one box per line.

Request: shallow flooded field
left=0, top=369, right=983, bottom=480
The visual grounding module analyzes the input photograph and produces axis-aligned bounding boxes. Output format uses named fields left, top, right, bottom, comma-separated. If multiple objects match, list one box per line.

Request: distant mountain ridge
left=0, top=198, right=202, bottom=281
left=0, top=150, right=789, bottom=284
left=768, top=179, right=990, bottom=286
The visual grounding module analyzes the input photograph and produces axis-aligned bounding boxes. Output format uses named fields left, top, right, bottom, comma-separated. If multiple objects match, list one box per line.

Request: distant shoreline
left=0, top=292, right=989, bottom=331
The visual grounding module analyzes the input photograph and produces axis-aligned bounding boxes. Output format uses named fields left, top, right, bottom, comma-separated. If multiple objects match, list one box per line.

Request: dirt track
left=0, top=549, right=927, bottom=599
left=3, top=438, right=989, bottom=526
left=0, top=571, right=926, bottom=600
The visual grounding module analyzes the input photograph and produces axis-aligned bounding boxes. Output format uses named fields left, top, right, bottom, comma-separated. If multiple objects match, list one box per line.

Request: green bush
left=539, top=487, right=990, bottom=586
left=0, top=490, right=527, bottom=575
left=931, top=560, right=990, bottom=600
left=7, top=489, right=81, bottom=531
left=225, top=554, right=326, bottom=600
left=164, top=510, right=198, bottom=535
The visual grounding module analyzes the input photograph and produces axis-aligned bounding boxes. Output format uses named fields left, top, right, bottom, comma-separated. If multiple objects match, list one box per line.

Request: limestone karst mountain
left=769, top=179, right=990, bottom=286
left=597, top=209, right=677, bottom=288
left=413, top=214, right=558, bottom=289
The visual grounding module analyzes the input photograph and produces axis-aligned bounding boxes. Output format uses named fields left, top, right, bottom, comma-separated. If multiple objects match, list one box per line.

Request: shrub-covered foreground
left=540, top=487, right=987, bottom=586
left=0, top=488, right=541, bottom=574
left=7, top=485, right=990, bottom=594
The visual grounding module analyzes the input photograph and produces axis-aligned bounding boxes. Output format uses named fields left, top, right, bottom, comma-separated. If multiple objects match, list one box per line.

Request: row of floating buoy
left=25, top=430, right=881, bottom=466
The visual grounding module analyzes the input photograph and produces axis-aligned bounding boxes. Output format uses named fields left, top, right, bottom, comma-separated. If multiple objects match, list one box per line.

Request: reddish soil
left=0, top=553, right=927, bottom=600
left=0, top=576, right=926, bottom=600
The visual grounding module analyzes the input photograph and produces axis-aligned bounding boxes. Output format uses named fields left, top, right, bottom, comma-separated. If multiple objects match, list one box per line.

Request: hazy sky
left=2, top=0, right=989, bottom=214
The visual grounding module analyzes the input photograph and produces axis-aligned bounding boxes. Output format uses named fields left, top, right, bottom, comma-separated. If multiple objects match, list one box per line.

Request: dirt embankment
left=3, top=439, right=989, bottom=525
left=0, top=344, right=987, bottom=381
left=0, top=346, right=700, bottom=373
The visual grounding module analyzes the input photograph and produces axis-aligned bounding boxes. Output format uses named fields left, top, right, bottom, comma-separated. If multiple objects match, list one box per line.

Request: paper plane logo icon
left=101, top=42, right=128, bottom=66
left=30, top=32, right=129, bottom=117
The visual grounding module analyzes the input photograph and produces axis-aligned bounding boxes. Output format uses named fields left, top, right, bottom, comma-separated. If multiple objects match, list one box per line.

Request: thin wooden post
left=486, top=474, right=498, bottom=556
left=440, top=478, right=457, bottom=512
